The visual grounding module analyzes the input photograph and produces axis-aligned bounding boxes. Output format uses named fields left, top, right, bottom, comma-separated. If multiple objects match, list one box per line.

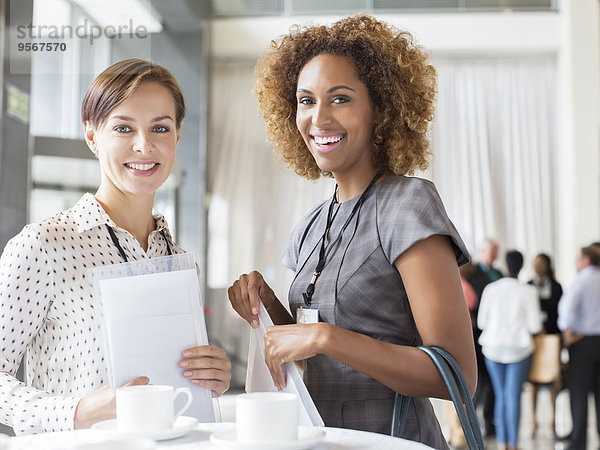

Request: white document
left=245, top=303, right=324, bottom=427
left=91, top=255, right=215, bottom=422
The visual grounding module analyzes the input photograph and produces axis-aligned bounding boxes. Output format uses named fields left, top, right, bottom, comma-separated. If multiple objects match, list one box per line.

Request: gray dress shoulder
left=282, top=175, right=468, bottom=449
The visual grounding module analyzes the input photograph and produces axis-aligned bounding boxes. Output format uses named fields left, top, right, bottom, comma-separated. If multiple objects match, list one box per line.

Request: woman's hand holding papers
left=73, top=376, right=148, bottom=429
left=180, top=346, right=231, bottom=396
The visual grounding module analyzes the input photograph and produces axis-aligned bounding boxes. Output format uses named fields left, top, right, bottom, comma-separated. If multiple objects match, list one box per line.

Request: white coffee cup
left=116, top=385, right=192, bottom=432
left=236, top=392, right=298, bottom=443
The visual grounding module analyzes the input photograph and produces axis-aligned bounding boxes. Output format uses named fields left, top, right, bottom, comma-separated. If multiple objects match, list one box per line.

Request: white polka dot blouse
left=0, top=193, right=184, bottom=434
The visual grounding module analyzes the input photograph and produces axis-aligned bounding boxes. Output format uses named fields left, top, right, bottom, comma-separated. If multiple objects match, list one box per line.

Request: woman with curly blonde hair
left=228, top=15, right=476, bottom=448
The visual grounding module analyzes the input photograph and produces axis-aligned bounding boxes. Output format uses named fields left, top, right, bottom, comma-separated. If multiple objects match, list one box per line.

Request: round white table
left=7, top=422, right=434, bottom=449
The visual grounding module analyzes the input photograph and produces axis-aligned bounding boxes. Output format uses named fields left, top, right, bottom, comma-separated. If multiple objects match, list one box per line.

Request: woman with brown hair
left=0, top=59, right=230, bottom=434
left=228, top=15, right=476, bottom=448
left=528, top=253, right=563, bottom=438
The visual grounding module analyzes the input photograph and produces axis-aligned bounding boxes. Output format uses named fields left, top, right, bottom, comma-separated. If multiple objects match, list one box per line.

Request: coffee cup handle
left=173, top=387, right=193, bottom=420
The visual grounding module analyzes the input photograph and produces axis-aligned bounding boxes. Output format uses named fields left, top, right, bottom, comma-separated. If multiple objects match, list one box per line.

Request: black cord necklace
left=105, top=224, right=172, bottom=263
left=302, top=171, right=383, bottom=306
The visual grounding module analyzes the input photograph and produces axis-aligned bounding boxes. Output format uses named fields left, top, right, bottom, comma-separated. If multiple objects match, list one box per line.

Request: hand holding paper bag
left=246, top=304, right=324, bottom=427
left=228, top=271, right=279, bottom=328
left=263, top=323, right=323, bottom=390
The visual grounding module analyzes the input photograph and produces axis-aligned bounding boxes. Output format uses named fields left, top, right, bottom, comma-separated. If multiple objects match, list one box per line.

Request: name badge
left=296, top=306, right=319, bottom=324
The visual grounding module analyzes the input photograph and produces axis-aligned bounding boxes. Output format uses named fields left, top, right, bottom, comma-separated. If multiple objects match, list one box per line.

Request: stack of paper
left=90, top=254, right=215, bottom=423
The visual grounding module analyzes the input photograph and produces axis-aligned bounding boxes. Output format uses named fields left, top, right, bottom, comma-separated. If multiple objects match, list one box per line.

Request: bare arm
left=74, top=376, right=149, bottom=429
left=264, top=235, right=477, bottom=398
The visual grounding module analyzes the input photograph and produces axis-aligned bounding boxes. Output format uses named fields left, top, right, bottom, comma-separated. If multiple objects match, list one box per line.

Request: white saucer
left=209, top=426, right=325, bottom=449
left=91, top=416, right=198, bottom=441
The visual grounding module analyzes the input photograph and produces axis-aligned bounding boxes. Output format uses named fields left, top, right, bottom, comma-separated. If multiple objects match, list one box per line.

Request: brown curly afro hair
left=253, top=14, right=437, bottom=180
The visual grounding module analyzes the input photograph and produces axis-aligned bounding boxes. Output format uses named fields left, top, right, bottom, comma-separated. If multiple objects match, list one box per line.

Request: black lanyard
left=105, top=224, right=172, bottom=263
left=302, top=171, right=383, bottom=306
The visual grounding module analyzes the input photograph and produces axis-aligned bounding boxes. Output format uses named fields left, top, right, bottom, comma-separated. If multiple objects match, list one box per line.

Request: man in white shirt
left=558, top=245, right=600, bottom=450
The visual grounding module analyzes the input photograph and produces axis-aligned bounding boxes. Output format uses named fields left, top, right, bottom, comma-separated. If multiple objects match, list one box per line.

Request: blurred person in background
left=527, top=253, right=563, bottom=438
left=558, top=245, right=600, bottom=450
left=590, top=242, right=600, bottom=264
left=478, top=250, right=542, bottom=450
left=460, top=261, right=479, bottom=313
left=467, top=238, right=504, bottom=438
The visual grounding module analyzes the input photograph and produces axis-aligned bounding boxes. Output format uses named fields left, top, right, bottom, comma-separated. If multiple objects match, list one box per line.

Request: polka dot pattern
left=0, top=193, right=183, bottom=434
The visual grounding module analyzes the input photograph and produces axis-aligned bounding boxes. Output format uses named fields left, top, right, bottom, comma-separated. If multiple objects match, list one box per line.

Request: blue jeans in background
left=484, top=355, right=532, bottom=447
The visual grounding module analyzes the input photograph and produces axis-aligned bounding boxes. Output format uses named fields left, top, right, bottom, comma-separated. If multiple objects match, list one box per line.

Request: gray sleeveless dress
left=282, top=175, right=469, bottom=449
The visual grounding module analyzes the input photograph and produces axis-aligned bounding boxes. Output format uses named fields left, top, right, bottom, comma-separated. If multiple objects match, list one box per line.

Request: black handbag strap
left=391, top=392, right=411, bottom=438
left=390, top=346, right=484, bottom=450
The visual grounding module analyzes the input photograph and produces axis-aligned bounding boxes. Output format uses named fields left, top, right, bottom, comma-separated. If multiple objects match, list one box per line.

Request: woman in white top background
left=0, top=59, right=231, bottom=434
left=478, top=249, right=542, bottom=450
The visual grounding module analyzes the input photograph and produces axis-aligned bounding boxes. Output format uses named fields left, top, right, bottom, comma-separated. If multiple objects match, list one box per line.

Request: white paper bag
left=245, top=303, right=324, bottom=427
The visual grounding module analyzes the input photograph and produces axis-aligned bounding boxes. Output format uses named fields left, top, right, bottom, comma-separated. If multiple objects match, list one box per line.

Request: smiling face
left=85, top=82, right=180, bottom=200
left=295, top=53, right=376, bottom=179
